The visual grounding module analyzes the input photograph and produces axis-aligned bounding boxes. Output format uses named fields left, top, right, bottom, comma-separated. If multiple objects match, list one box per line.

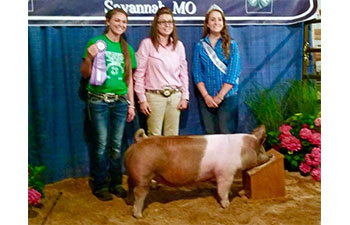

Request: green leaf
left=293, top=155, right=300, bottom=161
left=28, top=164, right=46, bottom=197
left=34, top=166, right=46, bottom=173
left=291, top=160, right=299, bottom=168
left=301, top=140, right=310, bottom=147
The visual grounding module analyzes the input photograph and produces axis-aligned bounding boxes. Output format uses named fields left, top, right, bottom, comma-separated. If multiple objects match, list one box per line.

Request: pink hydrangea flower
left=280, top=134, right=302, bottom=151
left=314, top=118, right=321, bottom=127
left=28, top=188, right=41, bottom=205
left=311, top=147, right=321, bottom=166
left=299, top=162, right=311, bottom=173
left=311, top=167, right=321, bottom=181
left=311, top=147, right=321, bottom=156
left=310, top=132, right=321, bottom=146
left=279, top=124, right=292, bottom=135
left=299, top=128, right=313, bottom=139
left=305, top=153, right=320, bottom=167
left=304, top=154, right=314, bottom=166
left=302, top=123, right=309, bottom=128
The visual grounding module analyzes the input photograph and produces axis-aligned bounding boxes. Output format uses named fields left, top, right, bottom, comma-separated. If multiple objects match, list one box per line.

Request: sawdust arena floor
left=28, top=171, right=320, bottom=225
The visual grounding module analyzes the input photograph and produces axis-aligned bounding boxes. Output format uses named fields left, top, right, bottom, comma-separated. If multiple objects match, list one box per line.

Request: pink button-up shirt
left=133, top=38, right=189, bottom=103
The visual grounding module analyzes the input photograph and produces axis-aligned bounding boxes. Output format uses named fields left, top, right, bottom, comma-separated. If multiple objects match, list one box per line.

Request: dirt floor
left=28, top=171, right=320, bottom=225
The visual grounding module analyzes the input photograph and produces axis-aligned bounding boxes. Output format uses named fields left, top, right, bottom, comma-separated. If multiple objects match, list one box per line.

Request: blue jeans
left=199, top=94, right=238, bottom=134
left=88, top=97, right=128, bottom=191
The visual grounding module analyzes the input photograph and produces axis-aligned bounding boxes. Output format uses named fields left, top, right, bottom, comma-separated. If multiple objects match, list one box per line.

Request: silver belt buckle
left=162, top=87, right=172, bottom=97
left=103, top=93, right=118, bottom=103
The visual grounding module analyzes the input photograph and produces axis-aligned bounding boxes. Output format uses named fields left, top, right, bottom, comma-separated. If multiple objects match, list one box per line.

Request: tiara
left=207, top=4, right=224, bottom=14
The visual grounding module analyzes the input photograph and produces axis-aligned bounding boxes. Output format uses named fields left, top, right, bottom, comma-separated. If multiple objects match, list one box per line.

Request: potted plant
left=245, top=79, right=321, bottom=181
left=273, top=113, right=321, bottom=181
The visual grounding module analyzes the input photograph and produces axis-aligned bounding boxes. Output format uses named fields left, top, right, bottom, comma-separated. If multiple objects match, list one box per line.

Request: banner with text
left=28, top=0, right=318, bottom=26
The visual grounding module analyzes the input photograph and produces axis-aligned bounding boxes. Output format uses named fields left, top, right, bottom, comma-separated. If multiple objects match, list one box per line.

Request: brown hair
left=104, top=8, right=132, bottom=84
left=203, top=9, right=231, bottom=59
left=150, top=7, right=178, bottom=51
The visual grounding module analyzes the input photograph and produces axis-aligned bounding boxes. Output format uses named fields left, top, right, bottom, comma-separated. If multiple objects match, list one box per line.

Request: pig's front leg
left=216, top=171, right=235, bottom=208
left=132, top=185, right=150, bottom=218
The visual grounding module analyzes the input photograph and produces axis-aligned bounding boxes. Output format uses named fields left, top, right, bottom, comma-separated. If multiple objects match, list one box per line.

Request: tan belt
left=146, top=88, right=180, bottom=97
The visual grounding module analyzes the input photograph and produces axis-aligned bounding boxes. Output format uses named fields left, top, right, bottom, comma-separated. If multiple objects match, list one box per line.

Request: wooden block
left=313, top=29, right=321, bottom=40
left=242, top=149, right=285, bottom=199
left=314, top=52, right=321, bottom=61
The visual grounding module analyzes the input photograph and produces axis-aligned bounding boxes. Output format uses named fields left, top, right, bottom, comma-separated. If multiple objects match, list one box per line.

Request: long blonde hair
left=150, top=7, right=178, bottom=51
left=203, top=9, right=231, bottom=59
left=104, top=8, right=132, bottom=84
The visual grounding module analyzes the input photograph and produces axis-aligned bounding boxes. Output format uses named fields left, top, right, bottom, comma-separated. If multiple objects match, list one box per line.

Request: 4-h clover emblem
left=247, top=0, right=272, bottom=8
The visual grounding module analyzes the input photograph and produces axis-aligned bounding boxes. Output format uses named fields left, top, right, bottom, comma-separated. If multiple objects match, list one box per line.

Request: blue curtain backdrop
left=28, top=24, right=303, bottom=183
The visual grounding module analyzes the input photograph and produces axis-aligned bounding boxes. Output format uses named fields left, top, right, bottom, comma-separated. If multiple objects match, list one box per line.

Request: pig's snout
left=258, top=153, right=271, bottom=165
left=257, top=147, right=270, bottom=165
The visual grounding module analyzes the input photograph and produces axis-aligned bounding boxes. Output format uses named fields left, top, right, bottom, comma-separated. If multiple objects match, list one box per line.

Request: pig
left=124, top=125, right=270, bottom=218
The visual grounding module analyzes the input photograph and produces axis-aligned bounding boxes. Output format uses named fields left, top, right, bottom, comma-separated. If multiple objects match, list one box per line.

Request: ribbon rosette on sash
left=90, top=40, right=107, bottom=86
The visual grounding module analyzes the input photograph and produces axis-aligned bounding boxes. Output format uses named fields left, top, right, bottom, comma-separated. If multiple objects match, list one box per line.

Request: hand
left=204, top=95, right=218, bottom=108
left=139, top=101, right=152, bottom=116
left=127, top=107, right=135, bottom=122
left=213, top=96, right=223, bottom=106
left=86, top=44, right=99, bottom=60
left=177, top=99, right=189, bottom=110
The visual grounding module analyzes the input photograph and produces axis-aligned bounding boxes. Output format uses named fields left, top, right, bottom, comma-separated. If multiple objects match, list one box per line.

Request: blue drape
left=28, top=24, right=303, bottom=183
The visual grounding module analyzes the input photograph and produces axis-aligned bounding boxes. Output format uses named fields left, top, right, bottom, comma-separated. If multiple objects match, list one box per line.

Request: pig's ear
left=134, top=129, right=147, bottom=142
left=252, top=125, right=266, bottom=145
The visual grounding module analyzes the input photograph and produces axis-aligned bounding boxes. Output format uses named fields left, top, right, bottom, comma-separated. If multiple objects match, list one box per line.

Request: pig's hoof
left=220, top=200, right=230, bottom=208
left=132, top=207, right=143, bottom=218
left=133, top=212, right=143, bottom=219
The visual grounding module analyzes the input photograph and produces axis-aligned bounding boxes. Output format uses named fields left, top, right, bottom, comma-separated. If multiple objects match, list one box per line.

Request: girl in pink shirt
left=134, top=7, right=189, bottom=136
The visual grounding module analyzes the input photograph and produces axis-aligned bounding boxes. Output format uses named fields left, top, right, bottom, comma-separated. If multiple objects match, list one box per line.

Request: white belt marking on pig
left=196, top=134, right=246, bottom=181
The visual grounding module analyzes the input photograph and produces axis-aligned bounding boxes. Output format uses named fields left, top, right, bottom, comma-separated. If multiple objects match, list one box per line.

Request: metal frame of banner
left=28, top=0, right=317, bottom=26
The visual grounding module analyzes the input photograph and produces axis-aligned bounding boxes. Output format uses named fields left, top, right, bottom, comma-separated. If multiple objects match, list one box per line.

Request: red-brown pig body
left=124, top=125, right=270, bottom=218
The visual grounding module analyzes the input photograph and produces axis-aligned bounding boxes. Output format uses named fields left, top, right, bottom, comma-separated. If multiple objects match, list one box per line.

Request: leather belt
left=88, top=92, right=127, bottom=103
left=146, top=88, right=180, bottom=97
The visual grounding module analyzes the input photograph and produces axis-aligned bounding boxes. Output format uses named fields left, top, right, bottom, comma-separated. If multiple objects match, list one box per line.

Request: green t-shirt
left=83, top=34, right=137, bottom=95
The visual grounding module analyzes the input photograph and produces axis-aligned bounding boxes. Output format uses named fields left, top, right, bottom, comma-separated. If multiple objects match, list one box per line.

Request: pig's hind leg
left=132, top=173, right=153, bottom=218
left=216, top=170, right=235, bottom=208
left=133, top=184, right=150, bottom=218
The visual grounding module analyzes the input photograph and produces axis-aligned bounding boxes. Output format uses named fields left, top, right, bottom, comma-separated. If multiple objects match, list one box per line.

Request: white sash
left=201, top=40, right=227, bottom=74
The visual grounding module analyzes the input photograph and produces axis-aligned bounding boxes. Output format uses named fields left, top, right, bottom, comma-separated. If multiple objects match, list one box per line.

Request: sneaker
left=110, top=185, right=127, bottom=198
left=93, top=188, right=113, bottom=201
